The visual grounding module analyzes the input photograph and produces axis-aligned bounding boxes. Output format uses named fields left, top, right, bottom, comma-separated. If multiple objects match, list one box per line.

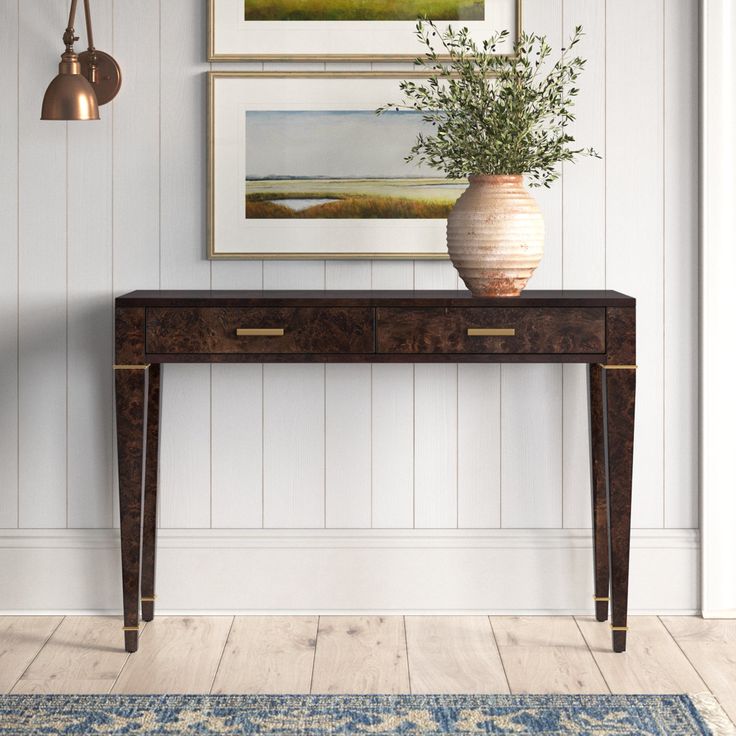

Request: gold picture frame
left=208, top=0, right=522, bottom=62
left=209, top=71, right=489, bottom=260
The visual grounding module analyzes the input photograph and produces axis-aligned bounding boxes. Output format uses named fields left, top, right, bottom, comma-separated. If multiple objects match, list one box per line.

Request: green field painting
left=244, top=0, right=484, bottom=21
left=245, top=110, right=467, bottom=220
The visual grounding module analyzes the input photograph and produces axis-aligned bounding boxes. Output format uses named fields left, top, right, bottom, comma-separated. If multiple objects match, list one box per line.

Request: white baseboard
left=702, top=609, right=736, bottom=619
left=0, top=528, right=699, bottom=614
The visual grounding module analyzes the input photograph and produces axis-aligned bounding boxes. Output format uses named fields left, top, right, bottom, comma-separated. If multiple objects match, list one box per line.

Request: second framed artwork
left=209, top=72, right=475, bottom=259
left=209, top=0, right=520, bottom=61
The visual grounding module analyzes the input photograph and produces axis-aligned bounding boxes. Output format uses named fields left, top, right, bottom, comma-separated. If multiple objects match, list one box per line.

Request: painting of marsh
left=244, top=0, right=484, bottom=21
left=245, top=110, right=467, bottom=219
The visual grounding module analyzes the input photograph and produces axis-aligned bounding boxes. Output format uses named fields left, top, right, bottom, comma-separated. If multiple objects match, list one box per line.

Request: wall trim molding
left=1, top=608, right=702, bottom=616
left=0, top=528, right=699, bottom=615
left=0, top=527, right=699, bottom=550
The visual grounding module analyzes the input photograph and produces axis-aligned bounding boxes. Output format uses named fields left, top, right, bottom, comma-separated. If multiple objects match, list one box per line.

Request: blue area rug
left=0, top=693, right=727, bottom=735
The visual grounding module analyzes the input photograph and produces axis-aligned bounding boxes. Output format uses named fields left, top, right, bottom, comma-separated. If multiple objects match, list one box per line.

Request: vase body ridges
left=447, top=175, right=545, bottom=297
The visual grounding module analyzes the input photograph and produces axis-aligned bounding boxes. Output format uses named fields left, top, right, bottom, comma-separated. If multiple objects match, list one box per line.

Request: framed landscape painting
left=208, top=72, right=471, bottom=259
left=208, top=0, right=520, bottom=61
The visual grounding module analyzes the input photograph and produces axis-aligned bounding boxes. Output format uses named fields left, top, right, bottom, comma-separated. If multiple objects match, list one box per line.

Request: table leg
left=603, top=366, right=636, bottom=653
left=588, top=364, right=609, bottom=622
left=115, top=367, right=148, bottom=653
left=141, top=364, right=161, bottom=622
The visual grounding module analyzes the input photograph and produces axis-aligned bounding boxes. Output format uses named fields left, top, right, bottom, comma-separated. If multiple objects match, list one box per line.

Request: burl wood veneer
left=376, top=307, right=605, bottom=354
left=114, top=290, right=636, bottom=654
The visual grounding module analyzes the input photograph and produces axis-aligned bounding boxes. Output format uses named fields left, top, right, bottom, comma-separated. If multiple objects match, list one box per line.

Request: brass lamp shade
left=41, top=52, right=99, bottom=121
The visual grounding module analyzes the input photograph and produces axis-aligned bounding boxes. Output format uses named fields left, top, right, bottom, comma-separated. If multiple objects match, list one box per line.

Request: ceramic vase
left=446, top=175, right=545, bottom=297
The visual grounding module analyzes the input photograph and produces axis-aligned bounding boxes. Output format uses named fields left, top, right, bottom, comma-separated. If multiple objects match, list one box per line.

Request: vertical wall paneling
left=17, top=0, right=68, bottom=528
left=111, top=0, right=161, bottom=293
left=263, top=261, right=325, bottom=290
left=371, top=365, right=414, bottom=528
left=606, top=0, right=665, bottom=528
left=111, top=0, right=161, bottom=526
left=561, top=0, right=607, bottom=528
left=458, top=365, right=502, bottom=528
left=211, top=364, right=263, bottom=528
left=371, top=62, right=416, bottom=73
left=561, top=362, right=592, bottom=528
left=160, top=0, right=211, bottom=289
left=370, top=261, right=415, bottom=529
left=210, top=260, right=263, bottom=529
left=522, top=0, right=563, bottom=291
left=210, top=261, right=263, bottom=289
left=324, top=262, right=372, bottom=527
left=67, top=0, right=114, bottom=528
left=261, top=259, right=325, bottom=528
left=561, top=361, right=592, bottom=529
left=413, top=263, right=459, bottom=529
left=111, top=0, right=162, bottom=531
left=325, top=262, right=372, bottom=290
left=371, top=262, right=414, bottom=290
left=0, top=0, right=19, bottom=527
left=159, top=365, right=212, bottom=528
left=0, top=0, right=699, bottom=612
left=371, top=261, right=414, bottom=529
left=158, top=0, right=212, bottom=530
left=263, top=365, right=325, bottom=528
left=663, top=0, right=699, bottom=528
left=263, top=61, right=326, bottom=72
left=326, top=62, right=372, bottom=73
left=414, top=365, right=458, bottom=528
left=560, top=0, right=606, bottom=287
left=325, top=365, right=372, bottom=528
left=501, top=365, right=564, bottom=528
left=500, top=0, right=564, bottom=530
left=414, top=260, right=460, bottom=290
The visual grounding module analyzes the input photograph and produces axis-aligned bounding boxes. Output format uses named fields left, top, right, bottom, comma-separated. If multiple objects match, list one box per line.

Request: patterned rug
left=0, top=693, right=733, bottom=735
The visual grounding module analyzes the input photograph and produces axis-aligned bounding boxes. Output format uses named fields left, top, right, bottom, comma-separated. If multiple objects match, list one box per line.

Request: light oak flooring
left=0, top=616, right=734, bottom=721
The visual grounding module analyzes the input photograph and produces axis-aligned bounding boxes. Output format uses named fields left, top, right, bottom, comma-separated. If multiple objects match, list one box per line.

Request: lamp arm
left=71, top=0, right=122, bottom=107
left=62, top=0, right=80, bottom=50
left=81, top=0, right=99, bottom=83
left=83, top=0, right=95, bottom=51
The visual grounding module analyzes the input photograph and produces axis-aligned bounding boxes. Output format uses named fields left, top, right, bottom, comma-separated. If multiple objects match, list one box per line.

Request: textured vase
left=447, top=175, right=545, bottom=297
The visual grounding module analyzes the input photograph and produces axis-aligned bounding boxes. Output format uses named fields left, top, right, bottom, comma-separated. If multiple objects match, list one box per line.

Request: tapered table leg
left=603, top=366, right=636, bottom=653
left=588, top=364, right=610, bottom=622
left=141, top=364, right=161, bottom=622
left=115, top=366, right=148, bottom=653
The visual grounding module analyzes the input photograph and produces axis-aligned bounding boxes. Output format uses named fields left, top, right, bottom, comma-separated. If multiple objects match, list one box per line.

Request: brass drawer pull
left=467, top=328, right=515, bottom=337
left=236, top=328, right=285, bottom=337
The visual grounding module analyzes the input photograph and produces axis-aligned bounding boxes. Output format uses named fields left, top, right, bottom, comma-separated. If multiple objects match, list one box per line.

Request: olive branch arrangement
left=377, top=20, right=600, bottom=187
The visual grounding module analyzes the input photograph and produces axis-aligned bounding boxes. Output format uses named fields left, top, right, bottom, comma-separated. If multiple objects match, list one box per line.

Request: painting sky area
left=243, top=0, right=485, bottom=21
left=246, top=110, right=437, bottom=180
left=244, top=110, right=467, bottom=220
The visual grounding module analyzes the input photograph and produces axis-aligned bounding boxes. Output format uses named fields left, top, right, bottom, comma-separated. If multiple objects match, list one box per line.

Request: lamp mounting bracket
left=79, top=49, right=122, bottom=105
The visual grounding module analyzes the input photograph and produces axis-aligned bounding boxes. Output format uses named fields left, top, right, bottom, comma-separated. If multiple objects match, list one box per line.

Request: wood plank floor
left=0, top=616, right=733, bottom=721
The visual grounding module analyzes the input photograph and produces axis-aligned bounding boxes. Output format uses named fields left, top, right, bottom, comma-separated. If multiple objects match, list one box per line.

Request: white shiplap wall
left=0, top=0, right=699, bottom=612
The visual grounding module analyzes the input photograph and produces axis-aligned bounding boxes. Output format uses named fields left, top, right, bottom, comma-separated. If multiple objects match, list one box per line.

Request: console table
left=114, top=289, right=636, bottom=654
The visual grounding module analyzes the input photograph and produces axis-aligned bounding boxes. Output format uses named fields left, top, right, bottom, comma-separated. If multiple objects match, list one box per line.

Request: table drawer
left=376, top=307, right=606, bottom=354
left=146, top=307, right=374, bottom=354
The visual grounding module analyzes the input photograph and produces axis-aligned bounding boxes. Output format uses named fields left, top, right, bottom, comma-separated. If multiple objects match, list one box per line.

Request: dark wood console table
left=114, top=289, right=636, bottom=654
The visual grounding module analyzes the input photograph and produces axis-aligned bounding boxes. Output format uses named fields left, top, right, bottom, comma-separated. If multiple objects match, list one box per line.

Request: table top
left=116, top=289, right=635, bottom=308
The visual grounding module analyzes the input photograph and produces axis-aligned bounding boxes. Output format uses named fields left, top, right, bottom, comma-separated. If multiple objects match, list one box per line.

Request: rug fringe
left=690, top=692, right=736, bottom=736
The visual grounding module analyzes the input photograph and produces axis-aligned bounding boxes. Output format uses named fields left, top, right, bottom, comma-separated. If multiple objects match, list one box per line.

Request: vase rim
left=468, top=174, right=525, bottom=183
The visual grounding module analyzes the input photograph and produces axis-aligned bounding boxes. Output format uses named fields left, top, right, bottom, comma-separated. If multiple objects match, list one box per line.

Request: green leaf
left=377, top=22, right=599, bottom=186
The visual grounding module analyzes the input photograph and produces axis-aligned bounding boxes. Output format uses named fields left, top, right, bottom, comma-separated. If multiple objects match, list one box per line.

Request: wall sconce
left=41, top=0, right=122, bottom=121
